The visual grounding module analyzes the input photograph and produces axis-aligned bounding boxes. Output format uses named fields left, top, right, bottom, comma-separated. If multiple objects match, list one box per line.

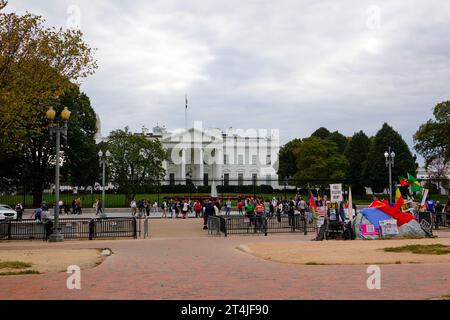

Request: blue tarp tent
left=361, top=208, right=391, bottom=229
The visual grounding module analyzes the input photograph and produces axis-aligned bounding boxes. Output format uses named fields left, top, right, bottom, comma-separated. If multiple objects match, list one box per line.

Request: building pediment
left=161, top=127, right=223, bottom=144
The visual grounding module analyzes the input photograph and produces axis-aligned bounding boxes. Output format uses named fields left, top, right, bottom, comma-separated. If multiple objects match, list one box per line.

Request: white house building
left=139, top=123, right=281, bottom=189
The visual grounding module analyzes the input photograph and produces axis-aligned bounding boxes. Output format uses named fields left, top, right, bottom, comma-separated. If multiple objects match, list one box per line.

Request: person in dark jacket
left=203, top=201, right=214, bottom=230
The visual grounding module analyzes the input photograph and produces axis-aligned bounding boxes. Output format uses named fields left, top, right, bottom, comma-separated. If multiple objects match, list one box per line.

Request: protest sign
left=330, top=184, right=342, bottom=203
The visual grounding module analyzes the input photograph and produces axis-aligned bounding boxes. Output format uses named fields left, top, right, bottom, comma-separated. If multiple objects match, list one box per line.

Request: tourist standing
left=182, top=201, right=189, bottom=219
left=225, top=198, right=232, bottom=216
left=237, top=199, right=243, bottom=215
left=130, top=199, right=137, bottom=216
left=15, top=203, right=24, bottom=221
left=203, top=201, right=214, bottom=230
left=162, top=201, right=168, bottom=218
left=194, top=200, right=202, bottom=218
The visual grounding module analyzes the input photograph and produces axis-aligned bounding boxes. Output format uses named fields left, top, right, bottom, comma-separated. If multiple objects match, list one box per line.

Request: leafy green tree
left=277, top=139, right=301, bottom=181
left=344, top=131, right=371, bottom=194
left=293, top=137, right=348, bottom=186
left=327, top=131, right=348, bottom=154
left=311, top=127, right=331, bottom=140
left=107, top=128, right=167, bottom=202
left=362, top=123, right=417, bottom=193
left=59, top=87, right=99, bottom=189
left=0, top=0, right=97, bottom=155
left=414, top=101, right=450, bottom=167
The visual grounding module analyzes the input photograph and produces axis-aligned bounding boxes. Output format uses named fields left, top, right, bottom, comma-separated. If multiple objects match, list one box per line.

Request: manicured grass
left=0, top=261, right=32, bottom=269
left=383, top=244, right=450, bottom=255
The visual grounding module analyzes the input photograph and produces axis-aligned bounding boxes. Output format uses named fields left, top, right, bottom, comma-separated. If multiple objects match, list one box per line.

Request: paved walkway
left=0, top=220, right=449, bottom=300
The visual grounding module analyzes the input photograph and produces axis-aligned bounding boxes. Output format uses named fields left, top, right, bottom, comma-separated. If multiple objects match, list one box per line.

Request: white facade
left=141, top=124, right=280, bottom=188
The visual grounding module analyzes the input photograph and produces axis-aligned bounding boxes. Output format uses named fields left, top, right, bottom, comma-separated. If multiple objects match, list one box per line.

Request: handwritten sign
left=379, top=219, right=399, bottom=237
left=330, top=184, right=343, bottom=203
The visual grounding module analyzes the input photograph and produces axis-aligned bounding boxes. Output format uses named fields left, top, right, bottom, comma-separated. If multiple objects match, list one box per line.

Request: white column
left=181, top=149, right=186, bottom=184
left=198, top=148, right=204, bottom=184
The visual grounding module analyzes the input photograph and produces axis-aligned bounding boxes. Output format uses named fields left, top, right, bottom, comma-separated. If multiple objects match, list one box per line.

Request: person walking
left=95, top=198, right=102, bottom=216
left=144, top=200, right=151, bottom=217
left=15, top=203, right=24, bottom=221
left=203, top=200, right=214, bottom=230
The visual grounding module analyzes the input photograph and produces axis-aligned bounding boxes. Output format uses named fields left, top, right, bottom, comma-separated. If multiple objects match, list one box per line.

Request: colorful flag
left=398, top=176, right=410, bottom=187
left=309, top=191, right=317, bottom=223
left=395, top=187, right=402, bottom=202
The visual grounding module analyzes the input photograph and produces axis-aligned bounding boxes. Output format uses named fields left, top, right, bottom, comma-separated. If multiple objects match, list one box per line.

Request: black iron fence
left=1, top=177, right=449, bottom=209
left=0, top=217, right=138, bottom=241
left=208, top=214, right=317, bottom=236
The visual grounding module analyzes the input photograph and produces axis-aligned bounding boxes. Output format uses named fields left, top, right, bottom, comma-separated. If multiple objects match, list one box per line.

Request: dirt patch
left=0, top=249, right=108, bottom=274
left=238, top=238, right=450, bottom=265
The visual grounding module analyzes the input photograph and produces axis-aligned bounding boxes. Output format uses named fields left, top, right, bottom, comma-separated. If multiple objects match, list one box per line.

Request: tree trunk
left=32, top=182, right=44, bottom=208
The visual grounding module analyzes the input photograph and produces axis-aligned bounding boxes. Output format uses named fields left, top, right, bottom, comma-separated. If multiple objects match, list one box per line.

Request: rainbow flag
left=309, top=191, right=317, bottom=224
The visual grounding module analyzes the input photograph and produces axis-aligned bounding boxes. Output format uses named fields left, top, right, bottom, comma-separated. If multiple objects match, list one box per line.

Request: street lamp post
left=98, top=150, right=111, bottom=218
left=384, top=147, right=395, bottom=203
left=46, top=106, right=71, bottom=242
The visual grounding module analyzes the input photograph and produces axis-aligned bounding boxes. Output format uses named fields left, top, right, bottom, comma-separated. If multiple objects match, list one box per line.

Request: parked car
left=0, top=204, right=18, bottom=220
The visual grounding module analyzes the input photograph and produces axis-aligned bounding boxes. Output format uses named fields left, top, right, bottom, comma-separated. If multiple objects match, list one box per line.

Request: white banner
left=330, top=184, right=343, bottom=203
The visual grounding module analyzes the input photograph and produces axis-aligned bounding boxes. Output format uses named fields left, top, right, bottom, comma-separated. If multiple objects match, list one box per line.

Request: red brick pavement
left=1, top=228, right=450, bottom=300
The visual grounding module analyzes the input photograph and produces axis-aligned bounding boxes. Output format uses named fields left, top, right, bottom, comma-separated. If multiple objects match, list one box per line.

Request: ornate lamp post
left=98, top=150, right=111, bottom=218
left=384, top=147, right=395, bottom=203
left=46, top=106, right=71, bottom=242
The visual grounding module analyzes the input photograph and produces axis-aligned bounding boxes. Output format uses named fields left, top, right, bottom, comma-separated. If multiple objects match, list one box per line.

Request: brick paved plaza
left=0, top=219, right=449, bottom=300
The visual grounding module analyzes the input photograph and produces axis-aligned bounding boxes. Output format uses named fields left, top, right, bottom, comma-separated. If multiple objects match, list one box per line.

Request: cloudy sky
left=6, top=0, right=450, bottom=159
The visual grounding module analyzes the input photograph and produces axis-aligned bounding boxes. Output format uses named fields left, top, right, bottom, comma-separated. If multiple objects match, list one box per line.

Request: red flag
left=309, top=191, right=317, bottom=209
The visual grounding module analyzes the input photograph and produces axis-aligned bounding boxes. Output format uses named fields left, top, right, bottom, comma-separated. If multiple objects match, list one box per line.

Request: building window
left=266, top=174, right=271, bottom=185
left=238, top=154, right=244, bottom=165
left=252, top=173, right=257, bottom=186
left=203, top=173, right=209, bottom=186
left=224, top=154, right=229, bottom=165
left=238, top=173, right=244, bottom=186
left=169, top=173, right=175, bottom=186
left=266, top=155, right=271, bottom=165
left=224, top=173, right=229, bottom=186
left=252, top=155, right=257, bottom=165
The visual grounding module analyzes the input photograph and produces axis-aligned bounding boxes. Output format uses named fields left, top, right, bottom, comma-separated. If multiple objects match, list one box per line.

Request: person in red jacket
left=194, top=200, right=202, bottom=218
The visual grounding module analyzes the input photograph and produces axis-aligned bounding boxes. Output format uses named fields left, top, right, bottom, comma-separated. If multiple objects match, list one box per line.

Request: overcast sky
left=7, top=0, right=450, bottom=160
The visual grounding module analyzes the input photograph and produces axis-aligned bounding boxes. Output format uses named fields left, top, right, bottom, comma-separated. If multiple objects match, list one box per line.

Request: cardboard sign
left=329, top=209, right=337, bottom=221
left=418, top=211, right=433, bottom=236
left=330, top=184, right=343, bottom=203
left=361, top=224, right=380, bottom=236
left=316, top=207, right=327, bottom=217
left=379, top=219, right=399, bottom=237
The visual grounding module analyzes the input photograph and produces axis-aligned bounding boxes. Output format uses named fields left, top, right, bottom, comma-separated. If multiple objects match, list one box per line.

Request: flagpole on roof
left=185, top=94, right=188, bottom=130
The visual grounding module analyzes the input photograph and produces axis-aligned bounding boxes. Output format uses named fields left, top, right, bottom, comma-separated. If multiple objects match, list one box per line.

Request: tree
left=0, top=2, right=97, bottom=205
left=414, top=101, right=450, bottom=167
left=277, top=138, right=301, bottom=181
left=327, top=131, right=348, bottom=154
left=311, top=127, right=331, bottom=140
left=293, top=137, right=348, bottom=186
left=362, top=123, right=417, bottom=193
left=344, top=131, right=371, bottom=194
left=59, top=87, right=99, bottom=189
left=427, top=157, right=449, bottom=191
left=107, top=128, right=167, bottom=202
left=0, top=1, right=97, bottom=154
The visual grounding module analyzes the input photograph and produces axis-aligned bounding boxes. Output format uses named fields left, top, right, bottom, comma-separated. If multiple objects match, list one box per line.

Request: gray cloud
left=7, top=0, right=450, bottom=162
